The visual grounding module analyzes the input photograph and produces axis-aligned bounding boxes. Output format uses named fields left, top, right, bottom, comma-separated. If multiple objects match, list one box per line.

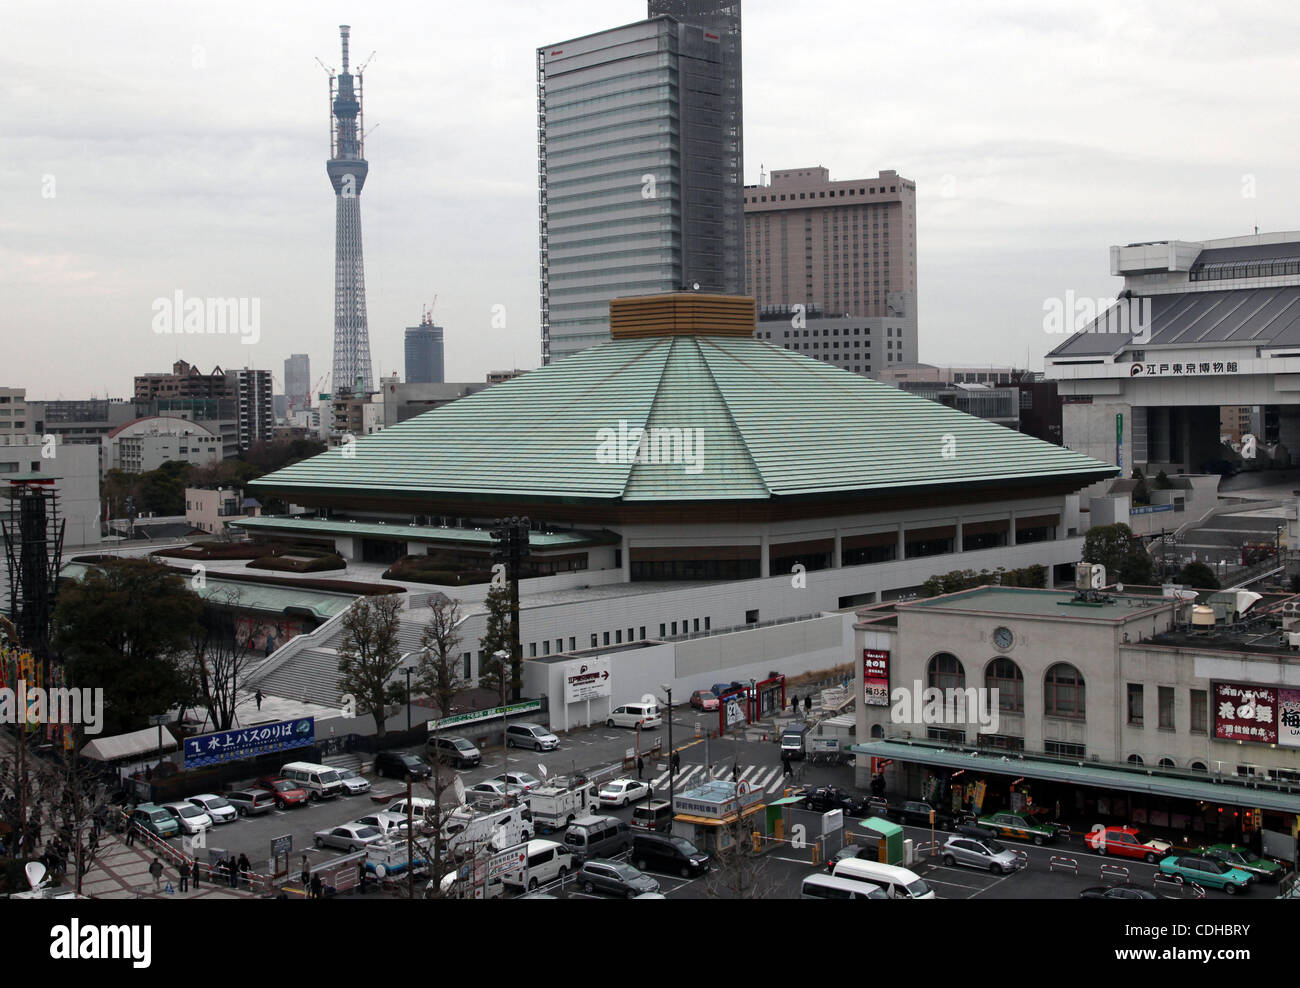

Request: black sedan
left=799, top=786, right=869, bottom=817
left=1079, top=885, right=1161, bottom=900
left=374, top=750, right=432, bottom=781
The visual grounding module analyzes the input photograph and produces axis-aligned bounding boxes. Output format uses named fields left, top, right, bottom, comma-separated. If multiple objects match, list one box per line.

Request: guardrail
left=115, top=810, right=274, bottom=895
left=1049, top=855, right=1079, bottom=874
left=1099, top=863, right=1130, bottom=884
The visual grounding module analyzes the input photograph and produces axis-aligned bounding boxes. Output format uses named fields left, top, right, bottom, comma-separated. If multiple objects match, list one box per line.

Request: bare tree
left=187, top=591, right=257, bottom=731
left=337, top=595, right=405, bottom=738
left=701, top=786, right=778, bottom=899
left=415, top=597, right=464, bottom=718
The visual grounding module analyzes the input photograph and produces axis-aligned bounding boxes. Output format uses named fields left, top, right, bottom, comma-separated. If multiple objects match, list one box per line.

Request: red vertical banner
left=863, top=649, right=890, bottom=706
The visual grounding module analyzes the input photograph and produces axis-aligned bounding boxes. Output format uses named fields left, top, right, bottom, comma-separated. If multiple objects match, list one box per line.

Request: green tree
left=1177, top=561, right=1220, bottom=590
left=477, top=583, right=512, bottom=699
left=1117, top=550, right=1155, bottom=586
left=1154, top=470, right=1174, bottom=490
left=51, top=558, right=201, bottom=735
left=1082, top=523, right=1142, bottom=580
left=337, top=595, right=406, bottom=738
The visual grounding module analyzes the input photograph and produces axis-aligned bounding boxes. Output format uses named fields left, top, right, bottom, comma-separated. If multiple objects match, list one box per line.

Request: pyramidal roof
left=253, top=333, right=1117, bottom=504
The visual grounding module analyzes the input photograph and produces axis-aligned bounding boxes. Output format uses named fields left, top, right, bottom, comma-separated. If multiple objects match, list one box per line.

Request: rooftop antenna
left=759, top=163, right=766, bottom=186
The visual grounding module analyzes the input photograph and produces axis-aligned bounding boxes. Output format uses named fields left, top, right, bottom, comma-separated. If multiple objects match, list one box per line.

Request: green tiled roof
left=252, top=336, right=1116, bottom=503
left=231, top=515, right=616, bottom=549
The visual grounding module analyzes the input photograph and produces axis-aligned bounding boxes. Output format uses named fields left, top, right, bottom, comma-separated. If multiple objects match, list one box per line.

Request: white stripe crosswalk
left=645, top=763, right=800, bottom=793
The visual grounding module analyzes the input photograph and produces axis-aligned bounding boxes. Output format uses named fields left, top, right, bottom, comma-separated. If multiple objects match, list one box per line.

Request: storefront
left=671, top=779, right=766, bottom=854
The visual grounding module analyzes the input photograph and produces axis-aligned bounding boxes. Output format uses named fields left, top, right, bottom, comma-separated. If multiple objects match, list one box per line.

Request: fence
left=116, top=809, right=274, bottom=896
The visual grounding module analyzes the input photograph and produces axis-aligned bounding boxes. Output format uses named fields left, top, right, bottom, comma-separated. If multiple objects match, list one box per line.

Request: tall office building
left=744, top=167, right=918, bottom=354
left=284, top=353, right=311, bottom=414
left=404, top=311, right=444, bottom=384
left=326, top=25, right=375, bottom=396
left=537, top=2, right=743, bottom=363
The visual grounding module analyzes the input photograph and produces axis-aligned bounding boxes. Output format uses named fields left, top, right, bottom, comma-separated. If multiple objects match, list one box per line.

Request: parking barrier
left=1011, top=849, right=1029, bottom=869
left=1186, top=882, right=1207, bottom=899
left=1099, top=863, right=1130, bottom=884
left=1049, top=855, right=1078, bottom=874
left=1152, top=873, right=1184, bottom=894
left=914, top=841, right=940, bottom=859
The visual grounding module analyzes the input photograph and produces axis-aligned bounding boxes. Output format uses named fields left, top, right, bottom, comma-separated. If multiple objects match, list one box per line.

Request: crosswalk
left=645, top=764, right=794, bottom=795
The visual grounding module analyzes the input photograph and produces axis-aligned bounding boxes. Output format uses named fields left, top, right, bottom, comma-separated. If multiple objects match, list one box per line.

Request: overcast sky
left=6, top=0, right=1299, bottom=400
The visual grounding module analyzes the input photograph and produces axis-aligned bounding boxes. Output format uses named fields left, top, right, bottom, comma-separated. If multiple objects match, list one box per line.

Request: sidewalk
left=79, top=833, right=260, bottom=900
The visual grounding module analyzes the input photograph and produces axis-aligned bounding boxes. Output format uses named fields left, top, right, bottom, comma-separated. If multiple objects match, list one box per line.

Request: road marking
left=650, top=771, right=671, bottom=788
left=672, top=766, right=701, bottom=789
left=752, top=767, right=777, bottom=789
left=918, top=875, right=988, bottom=891
left=968, top=870, right=1017, bottom=899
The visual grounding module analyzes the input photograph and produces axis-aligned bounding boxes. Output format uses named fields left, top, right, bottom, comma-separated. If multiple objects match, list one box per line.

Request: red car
left=255, top=776, right=310, bottom=809
left=689, top=690, right=719, bottom=712
left=1084, top=825, right=1172, bottom=863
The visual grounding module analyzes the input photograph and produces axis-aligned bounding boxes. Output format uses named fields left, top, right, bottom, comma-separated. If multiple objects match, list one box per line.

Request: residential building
left=185, top=486, right=260, bottom=536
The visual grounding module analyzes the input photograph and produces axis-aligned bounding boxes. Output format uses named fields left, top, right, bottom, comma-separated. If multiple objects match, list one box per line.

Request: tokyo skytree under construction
left=323, top=25, right=374, bottom=397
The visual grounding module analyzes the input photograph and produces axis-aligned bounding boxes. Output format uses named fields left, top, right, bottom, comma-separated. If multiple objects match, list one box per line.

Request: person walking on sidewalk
left=191, top=859, right=201, bottom=889
left=671, top=750, right=681, bottom=773
left=310, top=873, right=323, bottom=900
left=178, top=862, right=189, bottom=893
left=124, top=821, right=136, bottom=847
left=149, top=857, right=164, bottom=891
left=804, top=695, right=811, bottom=715
left=782, top=751, right=793, bottom=777
left=238, top=853, right=252, bottom=890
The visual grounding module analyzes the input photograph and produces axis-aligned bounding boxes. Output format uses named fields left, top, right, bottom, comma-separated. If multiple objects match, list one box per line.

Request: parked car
left=1187, top=844, right=1285, bottom=882
left=1084, top=825, right=1171, bottom=863
left=599, top=779, right=651, bottom=808
left=160, top=801, right=213, bottom=835
left=800, top=786, right=868, bottom=817
left=187, top=794, right=238, bottom=825
left=606, top=703, right=662, bottom=730
left=505, top=723, right=559, bottom=752
left=825, top=843, right=872, bottom=873
left=631, top=799, right=673, bottom=833
left=976, top=810, right=1058, bottom=845
left=223, top=789, right=277, bottom=817
left=631, top=832, right=710, bottom=877
left=335, top=768, right=371, bottom=796
left=889, top=799, right=962, bottom=829
left=491, top=772, right=543, bottom=794
left=577, top=858, right=660, bottom=898
left=314, top=823, right=389, bottom=852
left=374, top=750, right=432, bottom=781
left=689, top=690, right=719, bottom=712
left=1079, top=885, right=1162, bottom=900
left=941, top=835, right=1023, bottom=874
left=131, top=803, right=180, bottom=840
left=1158, top=854, right=1254, bottom=894
left=428, top=735, right=482, bottom=768
left=467, top=780, right=528, bottom=805
left=254, top=776, right=310, bottom=809
left=353, top=812, right=411, bottom=839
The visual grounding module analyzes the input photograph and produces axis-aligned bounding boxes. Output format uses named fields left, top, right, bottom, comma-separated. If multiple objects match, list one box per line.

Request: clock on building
left=992, top=626, right=1014, bottom=651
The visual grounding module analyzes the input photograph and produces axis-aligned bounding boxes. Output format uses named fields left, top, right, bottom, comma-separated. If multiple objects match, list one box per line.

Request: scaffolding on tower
left=2, top=474, right=66, bottom=681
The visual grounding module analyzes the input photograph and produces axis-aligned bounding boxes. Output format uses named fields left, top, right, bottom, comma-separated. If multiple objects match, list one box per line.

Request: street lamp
left=495, top=649, right=510, bottom=802
left=660, top=683, right=674, bottom=815
left=405, top=666, right=415, bottom=732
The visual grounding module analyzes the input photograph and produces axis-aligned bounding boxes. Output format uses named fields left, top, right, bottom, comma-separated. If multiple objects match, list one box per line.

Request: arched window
left=928, top=652, right=965, bottom=692
left=1127, top=754, right=1144, bottom=765
left=1044, top=663, right=1086, bottom=719
left=985, top=657, right=1024, bottom=713
left=870, top=723, right=884, bottom=739
left=1190, top=761, right=1208, bottom=773
left=1158, top=758, right=1176, bottom=769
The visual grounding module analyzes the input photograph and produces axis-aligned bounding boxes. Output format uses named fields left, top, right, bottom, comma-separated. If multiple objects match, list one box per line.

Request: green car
left=976, top=811, right=1058, bottom=845
left=131, top=802, right=181, bottom=840
left=1158, top=854, right=1253, bottom=894
left=1191, top=844, right=1284, bottom=883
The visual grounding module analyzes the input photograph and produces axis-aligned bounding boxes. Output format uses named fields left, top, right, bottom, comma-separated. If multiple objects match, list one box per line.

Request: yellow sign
left=973, top=780, right=987, bottom=815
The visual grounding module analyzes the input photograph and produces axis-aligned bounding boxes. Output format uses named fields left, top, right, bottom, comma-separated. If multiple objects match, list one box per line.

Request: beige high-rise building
left=743, top=166, right=917, bottom=321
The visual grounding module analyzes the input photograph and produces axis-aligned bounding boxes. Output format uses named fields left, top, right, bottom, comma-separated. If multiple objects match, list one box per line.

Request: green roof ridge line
left=691, top=336, right=771, bottom=496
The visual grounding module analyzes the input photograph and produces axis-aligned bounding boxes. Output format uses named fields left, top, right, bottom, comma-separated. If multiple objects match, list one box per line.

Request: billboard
left=563, top=657, right=611, bottom=703
left=1212, top=682, right=1300, bottom=748
left=863, top=649, right=890, bottom=706
left=183, top=717, right=315, bottom=767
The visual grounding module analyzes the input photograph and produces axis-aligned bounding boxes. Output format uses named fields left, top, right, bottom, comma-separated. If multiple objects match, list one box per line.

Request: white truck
left=527, top=778, right=599, bottom=833
left=442, top=804, right=533, bottom=861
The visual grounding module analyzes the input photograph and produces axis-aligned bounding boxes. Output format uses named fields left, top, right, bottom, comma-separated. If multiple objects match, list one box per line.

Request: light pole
left=661, top=683, right=674, bottom=815
left=405, top=666, right=414, bottom=732
left=495, top=649, right=510, bottom=803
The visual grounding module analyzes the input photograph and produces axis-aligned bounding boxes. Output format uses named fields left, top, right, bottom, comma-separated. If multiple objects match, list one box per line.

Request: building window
left=659, top=623, right=666, bottom=638
left=704, top=616, right=710, bottom=630
left=615, top=630, right=622, bottom=644
left=1045, top=663, right=1086, bottom=719
left=639, top=627, right=645, bottom=640
left=671, top=622, right=677, bottom=635
left=985, top=657, right=1023, bottom=712
left=1158, top=758, right=1176, bottom=769
left=463, top=654, right=471, bottom=680
left=569, top=637, right=576, bottom=651
left=1045, top=740, right=1086, bottom=759
left=1189, top=689, right=1207, bottom=734
left=928, top=653, right=965, bottom=692
left=1127, top=754, right=1144, bottom=765
left=529, top=642, right=537, bottom=657
left=590, top=634, right=598, bottom=648
left=1127, top=684, right=1144, bottom=726
left=603, top=632, right=610, bottom=646
left=1158, top=686, right=1175, bottom=730
left=745, top=609, right=759, bottom=624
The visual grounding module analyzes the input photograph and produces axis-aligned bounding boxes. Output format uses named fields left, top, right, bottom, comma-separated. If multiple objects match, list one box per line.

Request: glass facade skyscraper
left=537, top=3, right=742, bottom=364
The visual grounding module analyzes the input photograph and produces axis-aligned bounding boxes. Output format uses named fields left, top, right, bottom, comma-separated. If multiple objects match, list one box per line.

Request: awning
left=852, top=740, right=1300, bottom=815
left=82, top=727, right=178, bottom=762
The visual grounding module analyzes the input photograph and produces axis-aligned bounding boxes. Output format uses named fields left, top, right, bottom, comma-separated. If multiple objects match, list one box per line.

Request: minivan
left=131, top=803, right=181, bottom=840
left=607, top=703, right=662, bottom=730
left=563, top=815, right=631, bottom=864
left=429, top=735, right=482, bottom=768
left=503, top=839, right=575, bottom=891
left=280, top=761, right=345, bottom=800
left=631, top=832, right=710, bottom=878
left=831, top=859, right=935, bottom=899
left=801, top=874, right=889, bottom=900
left=631, top=799, right=673, bottom=833
left=505, top=722, right=559, bottom=752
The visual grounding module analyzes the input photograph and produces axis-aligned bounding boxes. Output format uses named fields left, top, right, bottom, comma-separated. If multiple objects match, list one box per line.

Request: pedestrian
left=149, top=857, right=164, bottom=891
left=255, top=690, right=264, bottom=711
left=192, top=858, right=201, bottom=889
left=238, top=853, right=251, bottom=889
left=310, top=873, right=323, bottom=900
left=782, top=752, right=793, bottom=777
left=789, top=695, right=797, bottom=713
left=228, top=856, right=239, bottom=888
left=300, top=855, right=311, bottom=892
left=178, top=862, right=189, bottom=892
left=671, top=750, right=680, bottom=773
left=804, top=695, right=812, bottom=715
left=124, top=820, right=136, bottom=847
left=731, top=762, right=740, bottom=784
left=636, top=755, right=644, bottom=780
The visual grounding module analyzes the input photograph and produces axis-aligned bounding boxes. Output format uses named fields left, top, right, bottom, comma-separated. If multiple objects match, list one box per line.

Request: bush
left=249, top=553, right=345, bottom=573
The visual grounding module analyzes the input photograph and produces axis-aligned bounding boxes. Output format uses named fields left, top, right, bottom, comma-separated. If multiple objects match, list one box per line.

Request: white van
left=280, top=761, right=345, bottom=801
left=607, top=702, right=662, bottom=729
left=502, top=839, right=575, bottom=891
left=801, top=873, right=889, bottom=900
left=831, top=859, right=935, bottom=899
left=442, top=804, right=534, bottom=860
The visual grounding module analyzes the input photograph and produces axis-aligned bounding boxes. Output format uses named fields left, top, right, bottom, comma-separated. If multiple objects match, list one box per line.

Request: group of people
left=788, top=694, right=813, bottom=715
left=147, top=853, right=253, bottom=894
left=300, top=856, right=325, bottom=899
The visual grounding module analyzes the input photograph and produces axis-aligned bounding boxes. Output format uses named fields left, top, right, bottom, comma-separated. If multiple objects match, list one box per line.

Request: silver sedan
left=940, top=835, right=1024, bottom=875
left=314, top=823, right=389, bottom=852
